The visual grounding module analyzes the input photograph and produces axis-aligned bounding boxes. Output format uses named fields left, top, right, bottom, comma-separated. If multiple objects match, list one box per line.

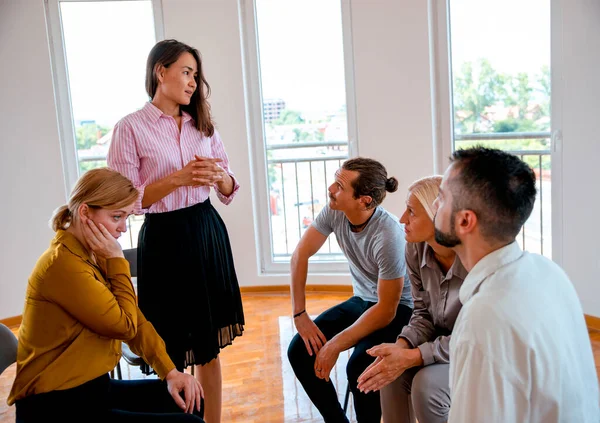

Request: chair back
left=123, top=248, right=138, bottom=278
left=0, top=323, right=18, bottom=375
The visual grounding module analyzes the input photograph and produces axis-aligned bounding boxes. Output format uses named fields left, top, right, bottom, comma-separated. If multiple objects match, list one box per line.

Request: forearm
left=332, top=304, right=395, bottom=351
left=290, top=251, right=309, bottom=315
left=128, top=310, right=176, bottom=379
left=52, top=258, right=138, bottom=339
left=399, top=314, right=436, bottom=348
left=142, top=173, right=180, bottom=208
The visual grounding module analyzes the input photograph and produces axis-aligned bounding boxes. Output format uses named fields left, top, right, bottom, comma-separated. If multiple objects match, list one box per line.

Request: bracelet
left=293, top=309, right=306, bottom=318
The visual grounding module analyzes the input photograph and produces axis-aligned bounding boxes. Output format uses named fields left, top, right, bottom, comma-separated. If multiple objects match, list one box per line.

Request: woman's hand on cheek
left=82, top=219, right=124, bottom=259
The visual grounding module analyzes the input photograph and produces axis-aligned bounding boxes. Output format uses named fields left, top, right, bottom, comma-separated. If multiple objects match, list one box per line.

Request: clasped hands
left=357, top=338, right=422, bottom=393
left=176, top=155, right=228, bottom=187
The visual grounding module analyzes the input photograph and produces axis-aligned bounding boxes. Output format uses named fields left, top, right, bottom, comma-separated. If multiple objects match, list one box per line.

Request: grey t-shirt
left=312, top=204, right=413, bottom=307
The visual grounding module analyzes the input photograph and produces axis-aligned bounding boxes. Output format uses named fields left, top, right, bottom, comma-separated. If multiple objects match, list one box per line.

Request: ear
left=455, top=209, right=477, bottom=236
left=78, top=204, right=91, bottom=223
left=155, top=64, right=166, bottom=84
left=359, top=195, right=373, bottom=210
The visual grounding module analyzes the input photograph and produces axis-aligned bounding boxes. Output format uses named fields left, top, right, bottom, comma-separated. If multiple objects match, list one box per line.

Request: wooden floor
left=2, top=292, right=600, bottom=422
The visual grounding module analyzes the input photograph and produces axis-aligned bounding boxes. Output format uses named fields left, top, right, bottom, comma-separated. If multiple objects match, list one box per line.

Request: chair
left=0, top=323, right=18, bottom=376
left=343, top=383, right=351, bottom=413
left=114, top=248, right=146, bottom=379
left=342, top=347, right=354, bottom=414
left=123, top=248, right=138, bottom=280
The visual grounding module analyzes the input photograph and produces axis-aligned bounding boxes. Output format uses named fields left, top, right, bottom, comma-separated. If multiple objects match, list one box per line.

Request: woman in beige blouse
left=357, top=176, right=467, bottom=423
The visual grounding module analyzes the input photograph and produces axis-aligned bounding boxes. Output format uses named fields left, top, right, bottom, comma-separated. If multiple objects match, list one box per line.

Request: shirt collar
left=141, top=102, right=163, bottom=123
left=421, top=242, right=468, bottom=281
left=142, top=102, right=194, bottom=125
left=420, top=243, right=431, bottom=268
left=54, top=230, right=94, bottom=265
left=182, top=111, right=193, bottom=124
left=459, top=241, right=524, bottom=304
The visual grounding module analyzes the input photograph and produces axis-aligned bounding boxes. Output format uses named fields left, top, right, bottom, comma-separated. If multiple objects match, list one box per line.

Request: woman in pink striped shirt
left=107, top=39, right=244, bottom=423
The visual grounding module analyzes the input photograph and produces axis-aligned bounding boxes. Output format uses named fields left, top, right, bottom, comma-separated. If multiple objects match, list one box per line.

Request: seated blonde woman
left=357, top=176, right=467, bottom=423
left=8, top=168, right=204, bottom=423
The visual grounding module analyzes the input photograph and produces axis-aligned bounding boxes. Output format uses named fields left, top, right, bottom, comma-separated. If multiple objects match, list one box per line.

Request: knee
left=380, top=376, right=411, bottom=416
left=411, top=368, right=436, bottom=398
left=382, top=370, right=412, bottom=397
left=287, top=334, right=308, bottom=369
left=181, top=414, right=205, bottom=422
left=346, top=350, right=369, bottom=386
left=411, top=367, right=450, bottom=410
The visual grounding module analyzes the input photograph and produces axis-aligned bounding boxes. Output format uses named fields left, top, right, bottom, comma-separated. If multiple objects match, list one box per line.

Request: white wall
left=0, top=0, right=66, bottom=319
left=351, top=0, right=434, bottom=208
left=553, top=0, right=600, bottom=317
left=160, top=0, right=434, bottom=287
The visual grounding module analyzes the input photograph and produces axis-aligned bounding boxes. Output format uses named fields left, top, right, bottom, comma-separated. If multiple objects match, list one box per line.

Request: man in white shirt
left=433, top=146, right=599, bottom=423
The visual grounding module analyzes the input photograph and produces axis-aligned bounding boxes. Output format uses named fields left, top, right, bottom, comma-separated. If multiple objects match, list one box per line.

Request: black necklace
left=348, top=210, right=375, bottom=232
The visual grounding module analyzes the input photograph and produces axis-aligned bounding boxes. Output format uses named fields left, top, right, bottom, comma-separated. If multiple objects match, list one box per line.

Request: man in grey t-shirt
left=288, top=157, right=413, bottom=423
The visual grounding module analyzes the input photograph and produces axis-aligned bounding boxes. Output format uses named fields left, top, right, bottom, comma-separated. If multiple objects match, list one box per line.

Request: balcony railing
left=266, top=141, right=348, bottom=262
left=77, top=132, right=551, bottom=259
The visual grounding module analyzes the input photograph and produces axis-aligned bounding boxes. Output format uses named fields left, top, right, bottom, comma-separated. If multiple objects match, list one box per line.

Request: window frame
left=430, top=0, right=561, bottom=262
left=45, top=0, right=165, bottom=196
left=239, top=0, right=359, bottom=274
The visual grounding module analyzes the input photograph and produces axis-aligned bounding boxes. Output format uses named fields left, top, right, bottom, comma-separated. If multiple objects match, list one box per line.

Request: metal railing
left=267, top=141, right=349, bottom=261
left=455, top=131, right=551, bottom=141
left=76, top=133, right=551, bottom=259
left=77, top=141, right=351, bottom=257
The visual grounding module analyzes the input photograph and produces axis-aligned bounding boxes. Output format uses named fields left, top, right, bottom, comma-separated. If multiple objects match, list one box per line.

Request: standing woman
left=107, top=39, right=244, bottom=423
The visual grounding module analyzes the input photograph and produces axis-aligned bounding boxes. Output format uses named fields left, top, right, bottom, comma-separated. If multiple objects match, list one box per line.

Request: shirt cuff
left=398, top=330, right=418, bottom=349
left=417, top=342, right=435, bottom=366
left=154, top=354, right=177, bottom=380
left=134, top=184, right=150, bottom=215
left=215, top=173, right=240, bottom=205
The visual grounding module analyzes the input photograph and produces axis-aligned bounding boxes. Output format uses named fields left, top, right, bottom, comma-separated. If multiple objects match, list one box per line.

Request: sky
left=449, top=0, right=550, bottom=76
left=61, top=0, right=550, bottom=127
left=255, top=0, right=347, bottom=114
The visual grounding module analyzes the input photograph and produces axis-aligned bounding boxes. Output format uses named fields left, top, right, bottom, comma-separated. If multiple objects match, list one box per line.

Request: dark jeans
left=287, top=296, right=413, bottom=423
left=15, top=374, right=204, bottom=422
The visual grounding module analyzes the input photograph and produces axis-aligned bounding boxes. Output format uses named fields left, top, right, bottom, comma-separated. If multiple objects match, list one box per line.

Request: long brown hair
left=145, top=39, right=215, bottom=137
left=50, top=168, right=139, bottom=231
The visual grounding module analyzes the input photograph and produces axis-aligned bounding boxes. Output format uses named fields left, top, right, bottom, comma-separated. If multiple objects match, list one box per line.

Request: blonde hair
left=408, top=175, right=443, bottom=221
left=50, top=168, right=139, bottom=231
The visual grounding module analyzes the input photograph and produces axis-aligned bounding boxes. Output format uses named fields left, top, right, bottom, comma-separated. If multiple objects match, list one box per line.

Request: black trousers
left=287, top=296, right=413, bottom=423
left=15, top=374, right=204, bottom=422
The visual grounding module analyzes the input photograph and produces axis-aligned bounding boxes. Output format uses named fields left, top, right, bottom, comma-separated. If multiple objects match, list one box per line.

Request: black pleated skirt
left=137, top=198, right=244, bottom=373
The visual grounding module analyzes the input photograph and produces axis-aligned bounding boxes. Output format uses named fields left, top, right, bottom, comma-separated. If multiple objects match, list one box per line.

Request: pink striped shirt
left=107, top=102, right=240, bottom=214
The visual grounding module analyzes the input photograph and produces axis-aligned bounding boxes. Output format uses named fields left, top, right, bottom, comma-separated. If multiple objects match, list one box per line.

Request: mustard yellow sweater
left=8, top=230, right=175, bottom=404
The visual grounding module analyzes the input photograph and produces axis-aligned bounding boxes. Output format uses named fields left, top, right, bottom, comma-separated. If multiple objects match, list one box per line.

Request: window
left=242, top=0, right=357, bottom=272
left=445, top=0, right=551, bottom=257
left=46, top=0, right=163, bottom=249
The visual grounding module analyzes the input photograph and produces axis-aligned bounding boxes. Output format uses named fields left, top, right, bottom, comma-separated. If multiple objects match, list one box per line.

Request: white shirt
left=449, top=242, right=599, bottom=423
